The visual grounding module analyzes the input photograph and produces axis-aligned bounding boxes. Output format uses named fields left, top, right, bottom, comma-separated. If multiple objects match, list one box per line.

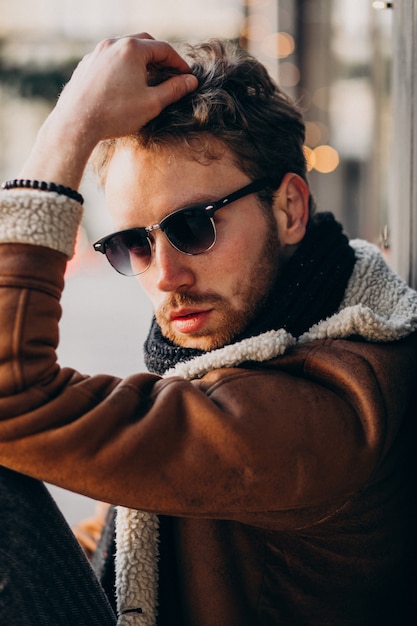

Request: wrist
left=2, top=179, right=84, bottom=205
left=0, top=188, right=83, bottom=259
left=19, top=111, right=99, bottom=190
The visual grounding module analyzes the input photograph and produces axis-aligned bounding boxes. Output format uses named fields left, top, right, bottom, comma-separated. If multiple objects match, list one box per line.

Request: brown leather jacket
left=0, top=242, right=417, bottom=625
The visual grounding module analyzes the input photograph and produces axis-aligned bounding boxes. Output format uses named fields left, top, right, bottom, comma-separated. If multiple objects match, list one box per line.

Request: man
left=0, top=33, right=417, bottom=626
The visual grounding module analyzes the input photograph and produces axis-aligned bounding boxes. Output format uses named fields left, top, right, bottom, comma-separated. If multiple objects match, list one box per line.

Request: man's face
left=104, top=143, right=283, bottom=351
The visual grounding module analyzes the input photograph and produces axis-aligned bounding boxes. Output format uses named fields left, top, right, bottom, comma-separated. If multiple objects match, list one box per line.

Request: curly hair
left=92, top=39, right=311, bottom=210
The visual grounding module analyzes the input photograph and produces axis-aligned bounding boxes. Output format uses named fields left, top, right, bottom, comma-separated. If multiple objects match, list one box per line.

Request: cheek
left=215, top=225, right=266, bottom=273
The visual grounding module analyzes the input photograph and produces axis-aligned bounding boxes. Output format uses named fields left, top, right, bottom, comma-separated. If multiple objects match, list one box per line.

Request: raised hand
left=18, top=34, right=198, bottom=189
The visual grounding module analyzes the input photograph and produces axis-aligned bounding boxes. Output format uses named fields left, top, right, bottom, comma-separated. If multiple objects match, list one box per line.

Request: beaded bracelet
left=1, top=179, right=84, bottom=205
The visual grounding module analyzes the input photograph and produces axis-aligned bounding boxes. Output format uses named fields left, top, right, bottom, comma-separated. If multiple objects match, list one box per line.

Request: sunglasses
left=93, top=178, right=270, bottom=276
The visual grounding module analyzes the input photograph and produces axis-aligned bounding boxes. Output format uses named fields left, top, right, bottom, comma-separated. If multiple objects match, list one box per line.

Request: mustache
left=157, top=291, right=225, bottom=317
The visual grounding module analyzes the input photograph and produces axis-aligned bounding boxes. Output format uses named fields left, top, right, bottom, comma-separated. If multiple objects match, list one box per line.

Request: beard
left=155, top=224, right=282, bottom=351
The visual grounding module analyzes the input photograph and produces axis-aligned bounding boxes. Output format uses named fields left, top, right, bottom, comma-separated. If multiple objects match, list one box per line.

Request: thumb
left=155, top=73, right=198, bottom=111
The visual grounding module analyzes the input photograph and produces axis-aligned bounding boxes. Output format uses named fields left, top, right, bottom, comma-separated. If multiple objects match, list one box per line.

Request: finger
left=142, top=39, right=192, bottom=74
left=136, top=32, right=155, bottom=41
left=152, top=73, right=198, bottom=112
left=102, top=36, right=191, bottom=75
left=112, top=32, right=155, bottom=41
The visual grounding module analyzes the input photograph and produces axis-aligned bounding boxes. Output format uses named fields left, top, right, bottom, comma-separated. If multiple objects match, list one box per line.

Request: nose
left=150, top=232, right=196, bottom=292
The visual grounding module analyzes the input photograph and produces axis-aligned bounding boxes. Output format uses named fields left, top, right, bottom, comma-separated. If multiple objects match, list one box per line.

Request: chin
left=175, top=336, right=221, bottom=351
left=168, top=330, right=236, bottom=352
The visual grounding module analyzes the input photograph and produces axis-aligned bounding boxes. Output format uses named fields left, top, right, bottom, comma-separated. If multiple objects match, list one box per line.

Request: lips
left=170, top=308, right=213, bottom=334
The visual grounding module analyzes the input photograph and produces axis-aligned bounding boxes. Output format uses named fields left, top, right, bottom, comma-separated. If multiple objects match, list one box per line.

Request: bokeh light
left=305, top=121, right=330, bottom=148
left=261, top=32, right=295, bottom=59
left=278, top=61, right=300, bottom=87
left=311, top=145, right=340, bottom=173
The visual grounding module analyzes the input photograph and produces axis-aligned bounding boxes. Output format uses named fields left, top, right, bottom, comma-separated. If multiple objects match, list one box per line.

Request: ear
left=272, top=173, right=310, bottom=247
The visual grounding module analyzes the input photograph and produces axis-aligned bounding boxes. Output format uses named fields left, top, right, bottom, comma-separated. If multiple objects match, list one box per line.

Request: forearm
left=18, top=110, right=96, bottom=190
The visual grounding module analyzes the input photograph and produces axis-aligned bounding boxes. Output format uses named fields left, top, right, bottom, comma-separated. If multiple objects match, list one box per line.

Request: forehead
left=104, top=141, right=248, bottom=227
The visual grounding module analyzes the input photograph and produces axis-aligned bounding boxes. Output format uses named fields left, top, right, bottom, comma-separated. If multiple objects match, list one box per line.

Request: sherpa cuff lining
left=0, top=189, right=83, bottom=259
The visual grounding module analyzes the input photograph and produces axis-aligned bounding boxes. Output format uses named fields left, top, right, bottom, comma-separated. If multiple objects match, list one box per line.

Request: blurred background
left=0, top=0, right=413, bottom=525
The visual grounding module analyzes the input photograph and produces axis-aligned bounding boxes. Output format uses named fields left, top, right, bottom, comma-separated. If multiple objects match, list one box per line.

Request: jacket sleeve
left=0, top=239, right=410, bottom=527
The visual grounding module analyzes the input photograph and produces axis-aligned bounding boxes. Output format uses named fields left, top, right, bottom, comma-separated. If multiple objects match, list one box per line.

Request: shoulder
left=199, top=332, right=417, bottom=384
left=196, top=333, right=417, bottom=442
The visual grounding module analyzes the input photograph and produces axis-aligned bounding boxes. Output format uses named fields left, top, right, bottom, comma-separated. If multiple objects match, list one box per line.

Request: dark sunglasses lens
left=164, top=209, right=215, bottom=254
left=105, top=230, right=150, bottom=276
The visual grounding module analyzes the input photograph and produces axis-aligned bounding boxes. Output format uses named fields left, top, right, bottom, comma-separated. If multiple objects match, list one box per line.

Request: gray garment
left=0, top=467, right=116, bottom=626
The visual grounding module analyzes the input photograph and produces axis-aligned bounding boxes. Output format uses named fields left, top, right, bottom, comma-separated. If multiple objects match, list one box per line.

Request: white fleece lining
left=115, top=509, right=160, bottom=626
left=300, top=240, right=417, bottom=343
left=0, top=189, right=83, bottom=259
